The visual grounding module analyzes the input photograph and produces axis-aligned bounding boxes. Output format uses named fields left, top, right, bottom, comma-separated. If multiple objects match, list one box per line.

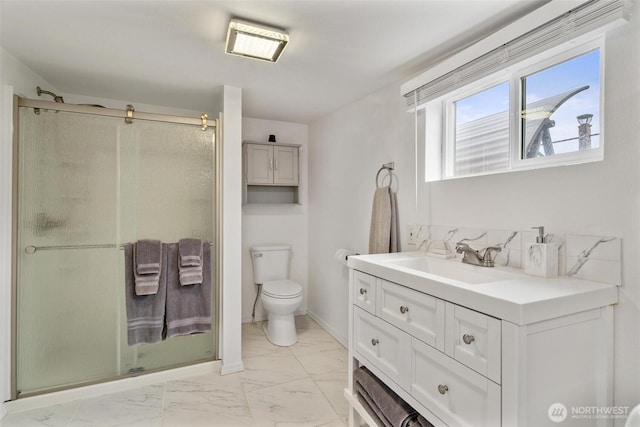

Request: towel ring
left=376, top=166, right=393, bottom=188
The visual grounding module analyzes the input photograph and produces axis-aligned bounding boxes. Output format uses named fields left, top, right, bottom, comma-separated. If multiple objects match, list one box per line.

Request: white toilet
left=250, top=244, right=303, bottom=346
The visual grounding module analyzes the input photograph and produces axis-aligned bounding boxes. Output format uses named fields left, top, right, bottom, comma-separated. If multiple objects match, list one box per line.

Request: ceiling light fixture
left=225, top=19, right=289, bottom=63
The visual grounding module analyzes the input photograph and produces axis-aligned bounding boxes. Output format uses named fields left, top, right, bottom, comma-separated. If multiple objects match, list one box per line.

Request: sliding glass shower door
left=15, top=106, right=217, bottom=396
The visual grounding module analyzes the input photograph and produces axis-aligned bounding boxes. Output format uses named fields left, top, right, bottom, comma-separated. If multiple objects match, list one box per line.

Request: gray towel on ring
left=124, top=243, right=167, bottom=345
left=369, top=186, right=392, bottom=254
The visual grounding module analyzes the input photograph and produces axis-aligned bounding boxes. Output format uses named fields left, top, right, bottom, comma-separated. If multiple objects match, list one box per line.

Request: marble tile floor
left=1, top=316, right=349, bottom=427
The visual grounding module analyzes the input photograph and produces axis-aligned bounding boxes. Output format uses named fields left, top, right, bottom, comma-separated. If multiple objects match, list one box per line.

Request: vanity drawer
left=411, top=338, right=501, bottom=427
left=376, top=280, right=445, bottom=351
left=353, top=271, right=377, bottom=314
left=353, top=307, right=411, bottom=390
left=445, top=303, right=501, bottom=384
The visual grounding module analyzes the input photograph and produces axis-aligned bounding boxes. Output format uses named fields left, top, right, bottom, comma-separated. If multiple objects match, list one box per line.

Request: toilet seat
left=262, top=280, right=302, bottom=299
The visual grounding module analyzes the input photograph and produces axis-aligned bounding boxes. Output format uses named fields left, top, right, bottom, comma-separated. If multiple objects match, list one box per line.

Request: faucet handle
left=481, top=246, right=502, bottom=264
left=455, top=242, right=470, bottom=253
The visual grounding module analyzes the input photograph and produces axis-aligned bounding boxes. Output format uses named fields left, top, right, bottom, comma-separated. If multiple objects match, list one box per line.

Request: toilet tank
left=250, top=244, right=291, bottom=284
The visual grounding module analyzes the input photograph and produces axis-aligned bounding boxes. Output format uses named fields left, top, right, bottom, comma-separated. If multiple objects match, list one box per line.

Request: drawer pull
left=438, top=384, right=449, bottom=395
left=400, top=306, right=409, bottom=314
left=371, top=338, right=379, bottom=346
left=359, top=288, right=367, bottom=295
left=463, top=334, right=475, bottom=345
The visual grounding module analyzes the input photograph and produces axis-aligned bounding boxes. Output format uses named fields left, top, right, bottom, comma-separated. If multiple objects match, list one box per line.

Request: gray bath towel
left=355, top=382, right=388, bottom=427
left=369, top=186, right=392, bottom=254
left=354, top=366, right=421, bottom=427
left=179, top=238, right=203, bottom=267
left=166, top=242, right=212, bottom=337
left=136, top=239, right=162, bottom=274
left=124, top=243, right=167, bottom=346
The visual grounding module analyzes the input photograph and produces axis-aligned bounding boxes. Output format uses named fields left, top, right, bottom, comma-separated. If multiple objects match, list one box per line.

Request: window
left=434, top=38, right=603, bottom=181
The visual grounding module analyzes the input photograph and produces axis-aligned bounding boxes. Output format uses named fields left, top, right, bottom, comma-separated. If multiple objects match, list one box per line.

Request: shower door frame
left=10, top=96, right=222, bottom=400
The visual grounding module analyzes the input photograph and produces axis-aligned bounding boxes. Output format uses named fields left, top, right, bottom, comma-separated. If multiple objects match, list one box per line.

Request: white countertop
left=348, top=252, right=618, bottom=325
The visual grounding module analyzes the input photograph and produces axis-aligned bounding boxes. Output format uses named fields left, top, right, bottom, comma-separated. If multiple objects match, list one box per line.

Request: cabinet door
left=377, top=280, right=445, bottom=351
left=411, top=338, right=501, bottom=427
left=353, top=307, right=411, bottom=391
left=273, top=146, right=298, bottom=185
left=445, top=303, right=501, bottom=384
left=246, top=144, right=274, bottom=185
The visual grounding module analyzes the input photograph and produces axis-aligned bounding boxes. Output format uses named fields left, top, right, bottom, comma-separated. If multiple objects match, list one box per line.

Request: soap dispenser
left=524, top=226, right=558, bottom=278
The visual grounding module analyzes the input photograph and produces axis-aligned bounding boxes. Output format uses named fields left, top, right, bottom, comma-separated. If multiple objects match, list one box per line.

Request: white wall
left=308, top=13, right=640, bottom=420
left=308, top=84, right=415, bottom=344
left=241, top=118, right=308, bottom=323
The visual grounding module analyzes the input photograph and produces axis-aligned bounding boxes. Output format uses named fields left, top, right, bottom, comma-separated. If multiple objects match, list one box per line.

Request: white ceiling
left=0, top=0, right=547, bottom=123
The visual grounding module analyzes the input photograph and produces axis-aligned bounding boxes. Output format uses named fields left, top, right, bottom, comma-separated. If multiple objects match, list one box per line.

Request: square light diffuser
left=225, top=19, right=289, bottom=63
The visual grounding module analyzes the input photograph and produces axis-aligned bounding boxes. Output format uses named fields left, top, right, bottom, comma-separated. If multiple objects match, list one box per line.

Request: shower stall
left=11, top=97, right=219, bottom=398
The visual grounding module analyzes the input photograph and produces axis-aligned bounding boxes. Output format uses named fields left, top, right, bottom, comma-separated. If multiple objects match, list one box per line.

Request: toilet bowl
left=250, top=245, right=304, bottom=347
left=261, top=279, right=303, bottom=346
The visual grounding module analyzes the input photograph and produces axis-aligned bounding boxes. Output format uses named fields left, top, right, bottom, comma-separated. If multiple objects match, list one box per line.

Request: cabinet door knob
left=463, top=334, right=475, bottom=345
left=371, top=338, right=379, bottom=346
left=359, top=288, right=367, bottom=295
left=438, top=384, right=449, bottom=395
left=400, top=305, right=409, bottom=314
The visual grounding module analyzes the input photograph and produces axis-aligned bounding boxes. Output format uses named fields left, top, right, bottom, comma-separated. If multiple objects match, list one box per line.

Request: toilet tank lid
left=251, top=244, right=291, bottom=253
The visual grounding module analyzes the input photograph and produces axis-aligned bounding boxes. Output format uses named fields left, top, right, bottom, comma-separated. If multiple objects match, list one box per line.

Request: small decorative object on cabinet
left=242, top=141, right=300, bottom=205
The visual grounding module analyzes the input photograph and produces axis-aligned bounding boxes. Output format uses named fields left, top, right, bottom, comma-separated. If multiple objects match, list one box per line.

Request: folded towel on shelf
left=355, top=382, right=388, bottom=427
left=179, top=238, right=203, bottom=267
left=135, top=239, right=162, bottom=274
left=124, top=243, right=167, bottom=346
left=354, top=366, right=424, bottom=427
left=166, top=242, right=212, bottom=337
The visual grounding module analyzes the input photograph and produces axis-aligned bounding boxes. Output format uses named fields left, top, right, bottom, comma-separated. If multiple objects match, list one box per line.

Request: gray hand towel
left=369, top=186, right=392, bottom=254
left=136, top=239, right=162, bottom=274
left=354, top=366, right=419, bottom=427
left=166, top=242, right=212, bottom=337
left=179, top=238, right=203, bottom=267
left=124, top=243, right=167, bottom=346
left=133, top=246, right=160, bottom=296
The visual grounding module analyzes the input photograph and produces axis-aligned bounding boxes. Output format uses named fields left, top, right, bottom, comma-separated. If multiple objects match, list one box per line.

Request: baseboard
left=5, top=361, right=220, bottom=414
left=220, top=361, right=244, bottom=375
left=307, top=310, right=347, bottom=347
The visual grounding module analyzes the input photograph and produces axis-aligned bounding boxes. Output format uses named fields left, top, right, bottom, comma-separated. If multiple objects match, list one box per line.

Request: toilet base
left=263, top=314, right=298, bottom=347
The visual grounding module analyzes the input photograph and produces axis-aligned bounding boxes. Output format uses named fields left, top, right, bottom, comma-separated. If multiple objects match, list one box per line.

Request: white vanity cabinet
left=346, top=268, right=615, bottom=427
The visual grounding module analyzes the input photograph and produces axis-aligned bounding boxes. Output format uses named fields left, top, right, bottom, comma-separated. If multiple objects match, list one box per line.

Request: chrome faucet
left=455, top=242, right=502, bottom=267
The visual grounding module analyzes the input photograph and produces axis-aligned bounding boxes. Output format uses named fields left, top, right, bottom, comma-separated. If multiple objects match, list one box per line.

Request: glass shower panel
left=16, top=106, right=217, bottom=396
left=118, top=121, right=216, bottom=374
left=17, top=109, right=120, bottom=394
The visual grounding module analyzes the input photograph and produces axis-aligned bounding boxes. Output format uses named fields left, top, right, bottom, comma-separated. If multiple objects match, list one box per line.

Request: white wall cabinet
left=243, top=142, right=300, bottom=204
left=346, top=270, right=614, bottom=427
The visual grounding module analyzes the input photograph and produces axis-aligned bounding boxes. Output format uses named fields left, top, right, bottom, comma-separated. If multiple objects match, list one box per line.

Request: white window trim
left=431, top=35, right=604, bottom=182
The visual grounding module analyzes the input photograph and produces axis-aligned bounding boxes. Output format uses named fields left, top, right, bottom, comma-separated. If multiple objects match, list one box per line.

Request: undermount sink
left=382, top=255, right=519, bottom=284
